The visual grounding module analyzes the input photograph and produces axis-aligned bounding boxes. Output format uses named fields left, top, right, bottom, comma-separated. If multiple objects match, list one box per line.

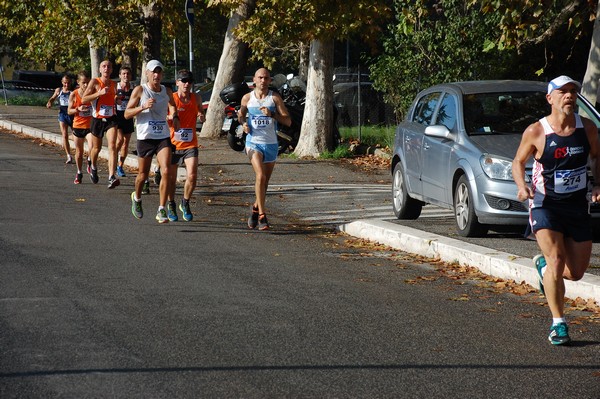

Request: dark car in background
left=12, top=70, right=65, bottom=89
left=194, top=81, right=213, bottom=112
left=391, top=80, right=600, bottom=237
left=1, top=79, right=53, bottom=103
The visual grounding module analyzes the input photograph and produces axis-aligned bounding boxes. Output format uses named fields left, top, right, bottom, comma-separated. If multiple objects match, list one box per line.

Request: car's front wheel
left=454, top=175, right=488, bottom=237
left=392, top=162, right=422, bottom=219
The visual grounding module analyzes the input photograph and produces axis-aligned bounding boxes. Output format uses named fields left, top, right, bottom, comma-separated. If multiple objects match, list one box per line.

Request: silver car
left=391, top=80, right=600, bottom=237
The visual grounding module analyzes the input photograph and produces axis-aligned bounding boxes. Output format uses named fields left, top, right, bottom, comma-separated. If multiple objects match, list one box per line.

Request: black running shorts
left=91, top=116, right=117, bottom=138
left=72, top=128, right=90, bottom=138
left=136, top=137, right=173, bottom=158
left=116, top=111, right=135, bottom=135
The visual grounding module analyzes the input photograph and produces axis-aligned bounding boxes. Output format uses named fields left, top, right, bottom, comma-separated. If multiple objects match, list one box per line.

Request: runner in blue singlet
left=47, top=74, right=73, bottom=163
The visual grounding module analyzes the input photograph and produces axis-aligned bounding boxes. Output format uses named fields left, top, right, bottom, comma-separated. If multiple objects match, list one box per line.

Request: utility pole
left=185, top=0, right=194, bottom=72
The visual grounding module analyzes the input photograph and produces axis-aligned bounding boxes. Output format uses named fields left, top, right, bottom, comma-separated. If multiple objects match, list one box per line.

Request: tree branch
left=518, top=0, right=584, bottom=51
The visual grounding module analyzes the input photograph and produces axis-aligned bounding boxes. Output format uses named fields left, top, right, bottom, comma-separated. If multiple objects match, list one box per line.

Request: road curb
left=0, top=119, right=187, bottom=181
left=339, top=219, right=600, bottom=304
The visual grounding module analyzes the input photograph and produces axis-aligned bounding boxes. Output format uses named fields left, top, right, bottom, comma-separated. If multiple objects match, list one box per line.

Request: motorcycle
left=219, top=74, right=339, bottom=153
left=272, top=73, right=304, bottom=153
left=219, top=81, right=250, bottom=152
left=273, top=73, right=341, bottom=151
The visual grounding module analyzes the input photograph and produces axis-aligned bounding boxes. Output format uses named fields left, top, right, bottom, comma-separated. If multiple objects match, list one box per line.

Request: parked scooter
left=272, top=73, right=304, bottom=153
left=219, top=81, right=250, bottom=152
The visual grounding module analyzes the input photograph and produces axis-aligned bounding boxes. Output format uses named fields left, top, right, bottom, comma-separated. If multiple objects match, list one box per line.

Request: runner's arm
left=238, top=93, right=250, bottom=133
left=195, top=93, right=206, bottom=123
left=124, top=86, right=145, bottom=120
left=81, top=80, right=99, bottom=103
left=67, top=92, right=77, bottom=116
left=272, top=93, right=291, bottom=127
left=166, top=87, right=180, bottom=131
left=512, top=123, right=541, bottom=201
left=46, top=88, right=60, bottom=108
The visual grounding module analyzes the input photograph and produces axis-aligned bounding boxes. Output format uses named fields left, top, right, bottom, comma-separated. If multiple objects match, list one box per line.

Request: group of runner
left=48, top=59, right=205, bottom=223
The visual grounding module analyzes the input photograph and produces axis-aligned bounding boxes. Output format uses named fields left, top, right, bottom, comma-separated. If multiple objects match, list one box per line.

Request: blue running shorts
left=246, top=142, right=278, bottom=163
left=58, top=109, right=72, bottom=126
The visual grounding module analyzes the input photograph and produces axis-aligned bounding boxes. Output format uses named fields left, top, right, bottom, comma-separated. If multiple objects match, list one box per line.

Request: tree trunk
left=293, top=38, right=334, bottom=158
left=87, top=34, right=102, bottom=79
left=121, top=47, right=139, bottom=80
left=298, top=42, right=309, bottom=81
left=200, top=0, right=256, bottom=138
left=582, top=3, right=600, bottom=105
left=140, top=2, right=162, bottom=84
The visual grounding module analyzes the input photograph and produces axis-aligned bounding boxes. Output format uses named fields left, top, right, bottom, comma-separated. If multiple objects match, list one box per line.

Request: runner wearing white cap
left=513, top=75, right=600, bottom=345
left=125, top=60, right=180, bottom=224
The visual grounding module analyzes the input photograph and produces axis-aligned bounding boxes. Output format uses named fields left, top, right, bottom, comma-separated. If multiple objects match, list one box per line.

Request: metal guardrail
left=1, top=82, right=54, bottom=91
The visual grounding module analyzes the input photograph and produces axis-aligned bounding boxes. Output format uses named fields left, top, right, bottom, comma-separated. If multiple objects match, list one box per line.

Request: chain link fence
left=333, top=67, right=397, bottom=149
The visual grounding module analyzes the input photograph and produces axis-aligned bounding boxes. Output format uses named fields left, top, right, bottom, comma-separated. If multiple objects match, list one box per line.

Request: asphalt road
left=1, top=130, right=600, bottom=398
left=3, top=105, right=600, bottom=277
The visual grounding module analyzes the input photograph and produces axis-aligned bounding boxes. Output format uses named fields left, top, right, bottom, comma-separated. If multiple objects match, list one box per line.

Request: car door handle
left=423, top=143, right=430, bottom=150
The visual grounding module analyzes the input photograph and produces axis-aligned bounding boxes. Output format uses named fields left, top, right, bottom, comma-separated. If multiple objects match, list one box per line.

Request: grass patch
left=340, top=125, right=395, bottom=148
left=279, top=152, right=297, bottom=159
left=6, top=94, right=48, bottom=106
left=320, top=145, right=353, bottom=159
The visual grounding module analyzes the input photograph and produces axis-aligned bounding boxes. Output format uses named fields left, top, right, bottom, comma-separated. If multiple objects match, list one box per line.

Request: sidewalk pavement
left=2, top=104, right=600, bottom=305
left=0, top=105, right=184, bottom=181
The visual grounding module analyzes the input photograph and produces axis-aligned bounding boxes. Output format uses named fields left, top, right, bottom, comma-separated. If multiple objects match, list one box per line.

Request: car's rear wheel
left=454, top=175, right=488, bottom=237
left=392, top=162, right=422, bottom=219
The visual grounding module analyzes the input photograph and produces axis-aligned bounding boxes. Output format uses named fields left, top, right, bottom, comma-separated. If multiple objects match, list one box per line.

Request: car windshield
left=463, top=91, right=549, bottom=135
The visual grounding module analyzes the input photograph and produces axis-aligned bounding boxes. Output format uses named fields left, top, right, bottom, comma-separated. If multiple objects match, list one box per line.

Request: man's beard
left=561, top=105, right=574, bottom=116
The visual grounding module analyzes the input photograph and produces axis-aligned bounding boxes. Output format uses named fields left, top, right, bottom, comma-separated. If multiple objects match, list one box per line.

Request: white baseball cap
left=146, top=60, right=164, bottom=72
left=547, top=75, right=581, bottom=95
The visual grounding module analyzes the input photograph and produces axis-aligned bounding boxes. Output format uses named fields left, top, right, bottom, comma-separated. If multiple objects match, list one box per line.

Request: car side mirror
left=424, top=125, right=452, bottom=139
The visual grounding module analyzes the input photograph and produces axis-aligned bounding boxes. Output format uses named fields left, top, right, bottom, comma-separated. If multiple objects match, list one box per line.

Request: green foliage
left=6, top=94, right=48, bottom=106
left=471, top=0, right=596, bottom=77
left=320, top=145, right=354, bottom=159
left=0, top=0, right=227, bottom=75
left=0, top=0, right=135, bottom=70
left=340, top=125, right=395, bottom=148
left=369, top=0, right=518, bottom=118
left=473, top=0, right=592, bottom=51
left=222, top=0, right=392, bottom=68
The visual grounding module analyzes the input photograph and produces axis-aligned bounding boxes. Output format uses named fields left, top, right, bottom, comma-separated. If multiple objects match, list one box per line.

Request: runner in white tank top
left=136, top=83, right=171, bottom=140
left=124, top=60, right=180, bottom=224
left=238, top=68, right=292, bottom=230
left=246, top=90, right=278, bottom=145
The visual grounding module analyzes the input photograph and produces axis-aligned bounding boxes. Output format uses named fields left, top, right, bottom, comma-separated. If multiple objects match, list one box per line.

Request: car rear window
left=463, top=91, right=548, bottom=135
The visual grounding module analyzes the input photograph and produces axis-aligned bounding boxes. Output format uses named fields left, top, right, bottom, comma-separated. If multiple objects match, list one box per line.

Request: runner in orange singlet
left=67, top=71, right=93, bottom=184
left=165, top=70, right=206, bottom=222
left=82, top=59, right=120, bottom=188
